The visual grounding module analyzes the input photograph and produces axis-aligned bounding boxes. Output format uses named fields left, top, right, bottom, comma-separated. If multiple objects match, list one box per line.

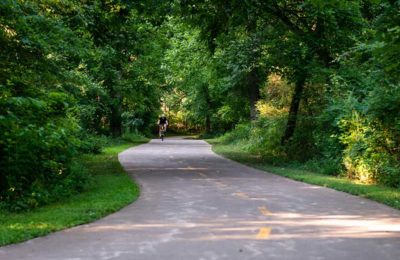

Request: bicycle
left=159, top=124, right=166, bottom=141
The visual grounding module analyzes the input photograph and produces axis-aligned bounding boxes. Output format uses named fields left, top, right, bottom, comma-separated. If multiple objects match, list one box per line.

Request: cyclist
left=158, top=114, right=168, bottom=138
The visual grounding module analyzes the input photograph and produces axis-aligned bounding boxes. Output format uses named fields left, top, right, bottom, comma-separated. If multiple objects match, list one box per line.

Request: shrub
left=216, top=116, right=287, bottom=164
left=77, top=133, right=107, bottom=154
left=247, top=116, right=287, bottom=163
left=283, top=116, right=319, bottom=162
left=0, top=95, right=89, bottom=211
left=122, top=132, right=149, bottom=143
left=339, top=111, right=400, bottom=186
left=218, top=122, right=251, bottom=144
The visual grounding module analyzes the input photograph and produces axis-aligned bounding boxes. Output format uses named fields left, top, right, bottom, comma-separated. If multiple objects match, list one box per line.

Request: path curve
left=1, top=137, right=400, bottom=260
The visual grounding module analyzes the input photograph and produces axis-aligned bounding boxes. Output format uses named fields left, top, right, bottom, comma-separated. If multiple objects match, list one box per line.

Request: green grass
left=207, top=139, right=400, bottom=210
left=0, top=137, right=148, bottom=246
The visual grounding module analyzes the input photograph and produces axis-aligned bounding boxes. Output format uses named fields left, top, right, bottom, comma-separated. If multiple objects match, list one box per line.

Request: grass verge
left=207, top=139, right=400, bottom=210
left=0, top=137, right=148, bottom=246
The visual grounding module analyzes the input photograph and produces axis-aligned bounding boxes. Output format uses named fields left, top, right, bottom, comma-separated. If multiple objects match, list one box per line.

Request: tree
left=0, top=0, right=92, bottom=210
left=0, top=0, right=168, bottom=210
left=178, top=0, right=363, bottom=141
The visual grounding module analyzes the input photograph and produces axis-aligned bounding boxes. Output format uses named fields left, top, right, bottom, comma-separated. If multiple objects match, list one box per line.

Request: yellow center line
left=215, top=181, right=228, bottom=188
left=258, top=206, right=271, bottom=216
left=256, top=227, right=271, bottom=239
left=233, top=192, right=249, bottom=199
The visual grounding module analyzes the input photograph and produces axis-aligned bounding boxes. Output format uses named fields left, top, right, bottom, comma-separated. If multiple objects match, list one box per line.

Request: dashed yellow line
left=258, top=206, right=271, bottom=216
left=256, top=227, right=271, bottom=239
left=233, top=192, right=249, bottom=199
left=215, top=181, right=228, bottom=188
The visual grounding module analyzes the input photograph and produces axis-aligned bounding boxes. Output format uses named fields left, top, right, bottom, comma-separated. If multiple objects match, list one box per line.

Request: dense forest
left=1, top=0, right=399, bottom=210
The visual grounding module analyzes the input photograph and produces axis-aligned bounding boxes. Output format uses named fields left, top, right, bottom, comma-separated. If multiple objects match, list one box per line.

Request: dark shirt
left=159, top=116, right=167, bottom=124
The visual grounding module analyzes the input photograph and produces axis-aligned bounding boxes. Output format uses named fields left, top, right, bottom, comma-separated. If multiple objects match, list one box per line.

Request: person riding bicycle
left=158, top=114, right=168, bottom=137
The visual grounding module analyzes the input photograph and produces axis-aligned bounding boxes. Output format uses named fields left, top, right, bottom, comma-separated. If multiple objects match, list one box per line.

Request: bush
left=0, top=121, right=90, bottom=211
left=218, top=122, right=251, bottom=144
left=0, top=96, right=89, bottom=211
left=282, top=116, right=319, bottom=162
left=339, top=111, right=400, bottom=186
left=122, top=132, right=149, bottom=143
left=247, top=117, right=287, bottom=162
left=77, top=133, right=107, bottom=154
left=216, top=116, right=287, bottom=164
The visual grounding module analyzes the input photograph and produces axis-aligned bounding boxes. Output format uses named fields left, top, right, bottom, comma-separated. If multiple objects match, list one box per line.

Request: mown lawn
left=0, top=138, right=147, bottom=246
left=208, top=139, right=400, bottom=210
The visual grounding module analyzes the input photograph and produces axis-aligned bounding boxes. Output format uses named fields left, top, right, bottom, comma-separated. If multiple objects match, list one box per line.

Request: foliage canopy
left=1, top=0, right=399, bottom=210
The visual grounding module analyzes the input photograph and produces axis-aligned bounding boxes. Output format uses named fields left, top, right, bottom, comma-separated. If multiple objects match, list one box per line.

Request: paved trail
left=1, top=137, right=400, bottom=260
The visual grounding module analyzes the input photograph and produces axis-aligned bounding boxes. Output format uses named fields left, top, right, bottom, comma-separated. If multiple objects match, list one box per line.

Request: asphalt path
left=1, top=137, right=400, bottom=259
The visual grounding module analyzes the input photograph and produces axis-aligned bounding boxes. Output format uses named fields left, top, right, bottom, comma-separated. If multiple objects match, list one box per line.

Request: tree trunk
left=281, top=75, right=306, bottom=144
left=110, top=99, right=122, bottom=137
left=204, top=99, right=212, bottom=133
left=202, top=83, right=213, bottom=133
left=205, top=114, right=211, bottom=133
left=248, top=69, right=261, bottom=120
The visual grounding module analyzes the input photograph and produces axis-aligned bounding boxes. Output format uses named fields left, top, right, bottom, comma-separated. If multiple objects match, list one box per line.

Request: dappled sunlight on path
left=77, top=211, right=400, bottom=240
left=1, top=137, right=400, bottom=260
